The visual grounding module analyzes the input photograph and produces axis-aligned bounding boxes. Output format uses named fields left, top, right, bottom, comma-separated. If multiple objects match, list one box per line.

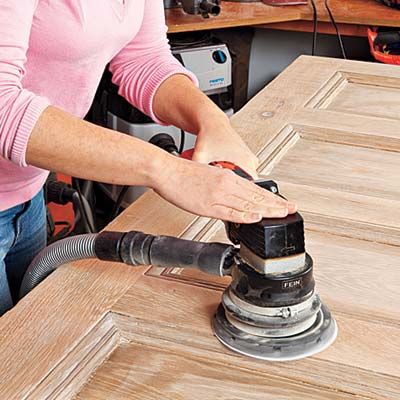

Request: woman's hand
left=151, top=75, right=297, bottom=222
left=192, top=117, right=259, bottom=178
left=152, top=155, right=297, bottom=223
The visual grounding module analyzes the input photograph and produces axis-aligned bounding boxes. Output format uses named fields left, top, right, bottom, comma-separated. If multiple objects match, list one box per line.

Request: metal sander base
left=213, top=303, right=337, bottom=362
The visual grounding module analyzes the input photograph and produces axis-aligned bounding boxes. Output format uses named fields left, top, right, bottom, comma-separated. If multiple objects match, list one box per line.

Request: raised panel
left=307, top=71, right=400, bottom=121
left=327, top=82, right=400, bottom=119
left=270, top=137, right=399, bottom=199
left=260, top=127, right=400, bottom=245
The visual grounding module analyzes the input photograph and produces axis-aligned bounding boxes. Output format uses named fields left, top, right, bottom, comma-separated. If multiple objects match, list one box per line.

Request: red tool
left=180, top=148, right=254, bottom=180
left=209, top=161, right=254, bottom=180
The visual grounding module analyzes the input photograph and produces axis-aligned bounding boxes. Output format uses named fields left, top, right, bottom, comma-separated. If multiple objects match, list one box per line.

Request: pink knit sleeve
left=109, top=0, right=198, bottom=125
left=0, top=1, right=50, bottom=167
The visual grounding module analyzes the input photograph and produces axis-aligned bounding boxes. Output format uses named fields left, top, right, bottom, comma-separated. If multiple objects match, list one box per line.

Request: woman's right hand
left=152, top=156, right=297, bottom=224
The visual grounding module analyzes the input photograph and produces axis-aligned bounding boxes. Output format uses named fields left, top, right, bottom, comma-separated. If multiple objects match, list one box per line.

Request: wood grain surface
left=0, top=57, right=399, bottom=399
left=76, top=340, right=374, bottom=400
left=166, top=0, right=400, bottom=33
left=77, top=57, right=400, bottom=399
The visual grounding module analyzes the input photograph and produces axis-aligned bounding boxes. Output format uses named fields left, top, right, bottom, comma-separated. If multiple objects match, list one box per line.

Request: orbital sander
left=205, top=161, right=337, bottom=360
left=20, top=163, right=337, bottom=362
left=213, top=176, right=337, bottom=360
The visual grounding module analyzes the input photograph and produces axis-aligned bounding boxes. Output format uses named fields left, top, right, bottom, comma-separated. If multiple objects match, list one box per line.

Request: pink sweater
left=0, top=0, right=196, bottom=211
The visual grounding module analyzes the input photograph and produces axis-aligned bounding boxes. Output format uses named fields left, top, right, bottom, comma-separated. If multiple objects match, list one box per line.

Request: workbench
left=166, top=0, right=400, bottom=35
left=0, top=55, right=399, bottom=399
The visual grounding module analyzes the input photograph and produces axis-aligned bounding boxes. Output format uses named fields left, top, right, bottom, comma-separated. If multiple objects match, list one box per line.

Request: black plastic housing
left=228, top=213, right=305, bottom=260
left=230, top=254, right=314, bottom=307
left=227, top=180, right=305, bottom=260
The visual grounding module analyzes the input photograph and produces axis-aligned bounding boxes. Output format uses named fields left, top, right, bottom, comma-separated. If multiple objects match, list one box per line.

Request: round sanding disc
left=212, top=303, right=338, bottom=362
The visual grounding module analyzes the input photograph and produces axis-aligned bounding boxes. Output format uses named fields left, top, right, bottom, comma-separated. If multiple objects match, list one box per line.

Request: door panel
left=306, top=71, right=400, bottom=121
left=261, top=131, right=400, bottom=244
left=327, top=82, right=400, bottom=119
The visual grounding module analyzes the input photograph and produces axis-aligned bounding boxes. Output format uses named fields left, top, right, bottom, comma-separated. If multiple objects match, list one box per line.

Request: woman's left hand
left=192, top=118, right=259, bottom=178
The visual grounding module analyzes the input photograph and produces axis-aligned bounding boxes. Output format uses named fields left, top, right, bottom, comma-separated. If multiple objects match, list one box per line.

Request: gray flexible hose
left=19, top=234, right=97, bottom=299
left=19, top=230, right=235, bottom=300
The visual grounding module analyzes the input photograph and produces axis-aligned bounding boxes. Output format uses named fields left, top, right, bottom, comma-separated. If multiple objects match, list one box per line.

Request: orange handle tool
left=209, top=161, right=253, bottom=181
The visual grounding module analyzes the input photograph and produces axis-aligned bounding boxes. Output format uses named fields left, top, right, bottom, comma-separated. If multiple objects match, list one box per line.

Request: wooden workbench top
left=166, top=0, right=400, bottom=33
left=166, top=1, right=302, bottom=33
left=0, top=56, right=399, bottom=399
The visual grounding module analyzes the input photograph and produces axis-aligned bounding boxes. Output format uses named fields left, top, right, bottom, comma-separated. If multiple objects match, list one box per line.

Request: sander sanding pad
left=213, top=303, right=337, bottom=362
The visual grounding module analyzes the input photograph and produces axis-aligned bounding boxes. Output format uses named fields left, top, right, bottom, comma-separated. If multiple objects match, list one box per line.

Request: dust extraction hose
left=19, top=234, right=97, bottom=299
left=19, top=231, right=236, bottom=299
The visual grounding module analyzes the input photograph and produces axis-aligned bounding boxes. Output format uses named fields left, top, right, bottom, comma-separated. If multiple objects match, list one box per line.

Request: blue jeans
left=0, top=190, right=46, bottom=315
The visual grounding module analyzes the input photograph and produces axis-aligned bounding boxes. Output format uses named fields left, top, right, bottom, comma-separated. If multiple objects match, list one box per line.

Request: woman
left=0, top=0, right=296, bottom=315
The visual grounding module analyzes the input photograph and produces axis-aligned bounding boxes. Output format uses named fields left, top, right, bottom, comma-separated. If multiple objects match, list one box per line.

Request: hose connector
left=95, top=231, right=236, bottom=276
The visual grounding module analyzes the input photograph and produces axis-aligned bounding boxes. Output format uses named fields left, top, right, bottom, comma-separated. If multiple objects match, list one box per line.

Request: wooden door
left=0, top=56, right=399, bottom=399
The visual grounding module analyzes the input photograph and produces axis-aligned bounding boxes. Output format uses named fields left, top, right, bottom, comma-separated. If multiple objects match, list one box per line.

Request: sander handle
left=209, top=161, right=254, bottom=180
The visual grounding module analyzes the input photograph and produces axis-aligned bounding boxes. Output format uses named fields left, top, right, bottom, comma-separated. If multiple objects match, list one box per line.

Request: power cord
left=310, top=0, right=318, bottom=56
left=109, top=185, right=129, bottom=222
left=48, top=221, right=72, bottom=244
left=72, top=179, right=97, bottom=233
left=324, top=0, right=347, bottom=59
left=179, top=129, right=186, bottom=154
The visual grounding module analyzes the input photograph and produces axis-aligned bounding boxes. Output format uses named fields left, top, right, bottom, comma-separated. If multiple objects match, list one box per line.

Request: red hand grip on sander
left=180, top=148, right=254, bottom=180
left=209, top=161, right=253, bottom=180
left=209, top=160, right=280, bottom=195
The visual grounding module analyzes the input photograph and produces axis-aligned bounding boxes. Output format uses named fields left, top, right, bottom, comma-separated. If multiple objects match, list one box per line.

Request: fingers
left=239, top=179, right=289, bottom=206
left=210, top=205, right=263, bottom=224
left=162, top=160, right=298, bottom=225
left=210, top=170, right=298, bottom=223
left=226, top=173, right=296, bottom=209
left=211, top=204, right=290, bottom=222
left=259, top=191, right=297, bottom=214
left=213, top=194, right=290, bottom=219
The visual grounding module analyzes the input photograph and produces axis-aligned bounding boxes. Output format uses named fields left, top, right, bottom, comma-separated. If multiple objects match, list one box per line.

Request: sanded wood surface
left=166, top=0, right=400, bottom=33
left=0, top=56, right=399, bottom=399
